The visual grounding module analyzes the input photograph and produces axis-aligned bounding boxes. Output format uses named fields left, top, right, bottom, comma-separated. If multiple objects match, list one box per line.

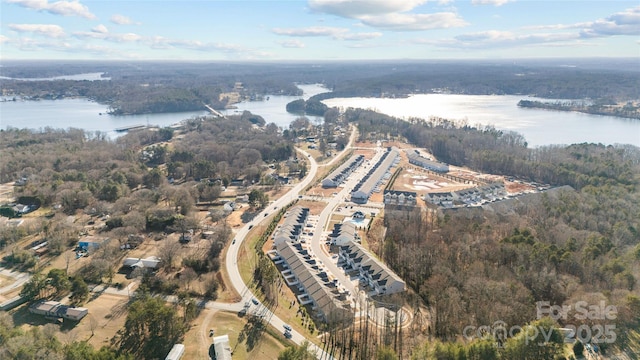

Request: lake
left=322, top=94, right=640, bottom=147
left=1, top=82, right=638, bottom=147
left=0, top=84, right=326, bottom=139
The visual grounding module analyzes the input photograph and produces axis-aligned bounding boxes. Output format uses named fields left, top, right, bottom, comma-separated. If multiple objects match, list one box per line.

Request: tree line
left=343, top=108, right=640, bottom=356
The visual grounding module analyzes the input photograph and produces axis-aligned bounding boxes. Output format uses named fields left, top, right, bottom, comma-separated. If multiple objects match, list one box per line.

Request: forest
left=341, top=108, right=640, bottom=358
left=0, top=111, right=303, bottom=358
left=517, top=99, right=640, bottom=120
left=2, top=59, right=639, bottom=116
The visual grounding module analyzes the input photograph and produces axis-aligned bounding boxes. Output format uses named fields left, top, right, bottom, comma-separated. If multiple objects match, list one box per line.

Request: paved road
left=0, top=268, right=30, bottom=295
left=309, top=142, right=384, bottom=313
left=224, top=127, right=356, bottom=359
left=1, top=127, right=358, bottom=359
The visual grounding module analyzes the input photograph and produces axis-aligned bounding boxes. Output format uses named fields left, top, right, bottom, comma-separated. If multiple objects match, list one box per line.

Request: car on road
left=209, top=329, right=214, bottom=337
left=283, top=324, right=292, bottom=331
left=274, top=206, right=277, bottom=210
left=251, top=298, right=259, bottom=305
left=248, top=225, right=253, bottom=229
left=284, top=331, right=292, bottom=339
left=232, top=239, right=236, bottom=244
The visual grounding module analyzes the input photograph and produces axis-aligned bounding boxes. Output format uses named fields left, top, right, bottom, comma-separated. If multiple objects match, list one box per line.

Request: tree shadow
left=240, top=211, right=255, bottom=224
left=238, top=315, right=265, bottom=352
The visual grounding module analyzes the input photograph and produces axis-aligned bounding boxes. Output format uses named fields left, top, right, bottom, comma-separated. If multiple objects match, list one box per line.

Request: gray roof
left=406, top=151, right=449, bottom=171
left=331, top=222, right=357, bottom=239
left=322, top=154, right=364, bottom=187
left=277, top=240, right=350, bottom=321
left=351, top=148, right=399, bottom=202
left=341, top=242, right=405, bottom=293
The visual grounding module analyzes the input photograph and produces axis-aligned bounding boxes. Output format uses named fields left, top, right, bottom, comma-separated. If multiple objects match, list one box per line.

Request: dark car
left=284, top=331, right=292, bottom=339
left=232, top=239, right=236, bottom=244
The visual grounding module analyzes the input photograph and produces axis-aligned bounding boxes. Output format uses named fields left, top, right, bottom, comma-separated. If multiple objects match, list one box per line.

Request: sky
left=1, top=0, right=639, bottom=61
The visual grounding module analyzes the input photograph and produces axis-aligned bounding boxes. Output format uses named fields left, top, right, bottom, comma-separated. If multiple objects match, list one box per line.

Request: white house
left=330, top=222, right=359, bottom=246
left=406, top=151, right=449, bottom=173
left=339, top=242, right=405, bottom=296
left=350, top=148, right=399, bottom=204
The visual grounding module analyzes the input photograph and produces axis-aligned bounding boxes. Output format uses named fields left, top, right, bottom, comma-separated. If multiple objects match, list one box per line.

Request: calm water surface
left=1, top=81, right=638, bottom=147
left=0, top=84, right=326, bottom=138
left=322, top=94, right=640, bottom=147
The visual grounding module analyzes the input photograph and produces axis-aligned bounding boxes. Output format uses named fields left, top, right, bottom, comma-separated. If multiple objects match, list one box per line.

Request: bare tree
left=158, top=241, right=182, bottom=270
left=181, top=267, right=197, bottom=291
left=89, top=315, right=99, bottom=338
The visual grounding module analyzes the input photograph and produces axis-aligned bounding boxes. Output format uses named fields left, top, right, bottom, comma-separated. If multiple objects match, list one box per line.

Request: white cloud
left=308, top=0, right=467, bottom=32
left=579, top=6, right=640, bottom=37
left=429, top=30, right=580, bottom=49
left=272, top=26, right=383, bottom=41
left=0, top=35, right=9, bottom=44
left=471, top=0, right=513, bottom=6
left=9, top=23, right=66, bottom=38
left=308, top=0, right=428, bottom=18
left=91, top=24, right=108, bottom=34
left=360, top=12, right=468, bottom=31
left=74, top=29, right=142, bottom=43
left=272, top=26, right=349, bottom=37
left=110, top=14, right=138, bottom=25
left=339, top=32, right=383, bottom=40
left=278, top=40, right=306, bottom=48
left=148, top=36, right=249, bottom=55
left=424, top=5, right=640, bottom=51
left=7, top=0, right=96, bottom=19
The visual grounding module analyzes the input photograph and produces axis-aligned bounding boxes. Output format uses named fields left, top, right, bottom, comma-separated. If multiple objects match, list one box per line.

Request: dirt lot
left=9, top=292, right=129, bottom=349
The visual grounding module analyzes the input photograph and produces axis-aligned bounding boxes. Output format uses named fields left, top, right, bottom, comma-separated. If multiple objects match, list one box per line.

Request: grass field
left=183, top=309, right=289, bottom=360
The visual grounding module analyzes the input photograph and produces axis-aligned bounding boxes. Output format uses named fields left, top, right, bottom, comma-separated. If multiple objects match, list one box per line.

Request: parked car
left=252, top=298, right=259, bottom=305
left=284, top=331, right=292, bottom=339
left=283, top=324, right=292, bottom=331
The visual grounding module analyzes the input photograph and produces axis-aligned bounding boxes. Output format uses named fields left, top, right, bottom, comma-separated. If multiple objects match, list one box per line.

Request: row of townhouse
left=271, top=206, right=352, bottom=323
left=273, top=206, right=309, bottom=243
left=424, top=182, right=507, bottom=208
left=275, top=241, right=352, bottom=323
left=383, top=190, right=417, bottom=207
left=350, top=147, right=400, bottom=204
left=406, top=150, right=449, bottom=173
left=339, top=242, right=406, bottom=296
left=322, top=154, right=365, bottom=188
left=329, top=221, right=360, bottom=246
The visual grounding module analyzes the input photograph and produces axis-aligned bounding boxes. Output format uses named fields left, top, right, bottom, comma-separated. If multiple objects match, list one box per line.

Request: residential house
left=339, top=242, right=405, bottom=296
left=322, top=154, right=364, bottom=188
left=350, top=148, right=399, bottom=204
left=406, top=151, right=449, bottom=173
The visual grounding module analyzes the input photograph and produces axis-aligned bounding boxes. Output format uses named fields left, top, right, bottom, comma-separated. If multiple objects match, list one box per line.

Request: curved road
left=225, top=127, right=356, bottom=359
left=0, top=128, right=357, bottom=359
